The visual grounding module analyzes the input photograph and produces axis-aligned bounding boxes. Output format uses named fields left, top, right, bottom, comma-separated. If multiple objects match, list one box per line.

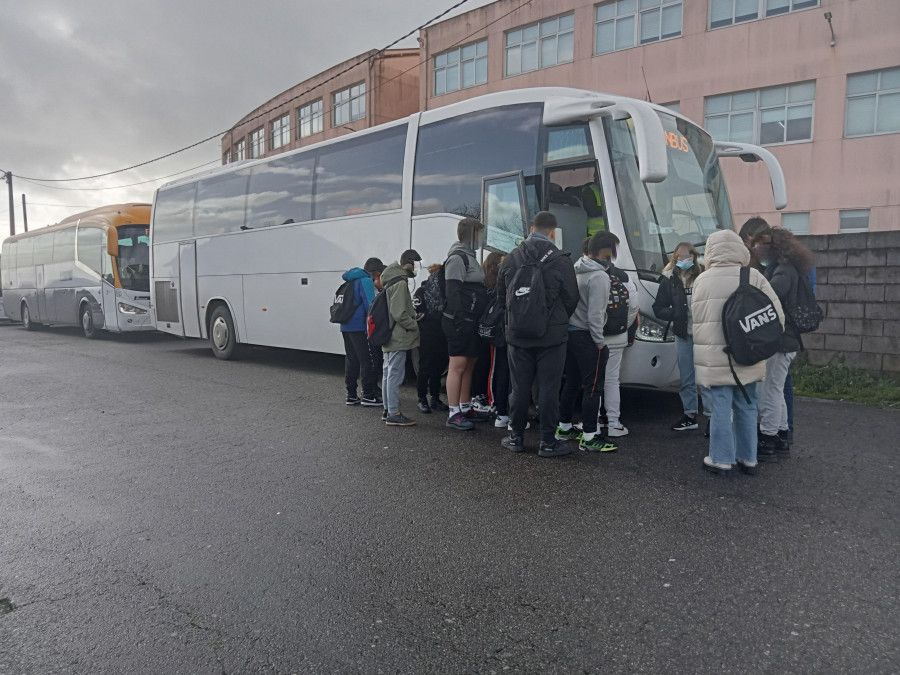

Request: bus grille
left=155, top=281, right=180, bottom=323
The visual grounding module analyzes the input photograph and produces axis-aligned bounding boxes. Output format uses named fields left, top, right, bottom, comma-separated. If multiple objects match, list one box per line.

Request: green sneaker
left=579, top=435, right=618, bottom=452
left=555, top=424, right=583, bottom=441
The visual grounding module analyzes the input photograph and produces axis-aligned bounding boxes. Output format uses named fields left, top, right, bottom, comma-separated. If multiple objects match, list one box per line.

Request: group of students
left=337, top=210, right=816, bottom=472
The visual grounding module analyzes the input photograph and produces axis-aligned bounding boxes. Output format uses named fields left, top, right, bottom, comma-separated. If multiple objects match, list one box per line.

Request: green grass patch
left=793, top=364, right=900, bottom=407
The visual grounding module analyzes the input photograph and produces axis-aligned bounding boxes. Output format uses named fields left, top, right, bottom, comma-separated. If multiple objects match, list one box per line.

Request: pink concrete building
left=221, top=49, right=419, bottom=164
left=419, top=0, right=899, bottom=234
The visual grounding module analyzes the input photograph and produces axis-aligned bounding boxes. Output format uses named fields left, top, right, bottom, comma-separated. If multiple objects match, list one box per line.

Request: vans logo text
left=739, top=305, right=778, bottom=333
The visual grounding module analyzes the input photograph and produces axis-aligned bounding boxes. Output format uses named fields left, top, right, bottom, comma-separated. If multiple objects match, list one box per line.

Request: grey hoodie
left=569, top=255, right=610, bottom=346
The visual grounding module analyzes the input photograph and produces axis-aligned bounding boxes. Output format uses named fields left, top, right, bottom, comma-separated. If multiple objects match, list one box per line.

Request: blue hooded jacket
left=340, top=267, right=376, bottom=332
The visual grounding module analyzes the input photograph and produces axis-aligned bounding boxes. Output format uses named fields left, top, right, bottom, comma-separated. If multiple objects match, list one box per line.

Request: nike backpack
left=505, top=246, right=559, bottom=341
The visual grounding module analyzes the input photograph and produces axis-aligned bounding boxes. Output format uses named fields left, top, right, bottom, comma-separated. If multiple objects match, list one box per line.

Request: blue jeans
left=382, top=350, right=407, bottom=416
left=708, top=383, right=758, bottom=465
left=675, top=335, right=712, bottom=417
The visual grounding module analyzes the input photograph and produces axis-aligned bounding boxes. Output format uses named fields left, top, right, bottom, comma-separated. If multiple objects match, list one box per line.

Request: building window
left=596, top=0, right=682, bottom=55
left=223, top=149, right=231, bottom=165
left=704, top=81, right=814, bottom=145
left=434, top=40, right=488, bottom=96
left=845, top=67, right=900, bottom=138
left=661, top=101, right=680, bottom=113
left=710, top=0, right=818, bottom=29
left=234, top=140, right=245, bottom=161
left=333, top=83, right=366, bottom=127
left=505, top=14, right=574, bottom=77
left=249, top=128, right=265, bottom=159
left=839, top=209, right=870, bottom=233
left=781, top=212, right=809, bottom=234
left=298, top=100, right=323, bottom=138
left=271, top=115, right=290, bottom=150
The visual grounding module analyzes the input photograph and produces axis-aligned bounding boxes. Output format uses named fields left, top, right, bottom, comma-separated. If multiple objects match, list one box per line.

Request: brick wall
left=797, top=232, right=900, bottom=376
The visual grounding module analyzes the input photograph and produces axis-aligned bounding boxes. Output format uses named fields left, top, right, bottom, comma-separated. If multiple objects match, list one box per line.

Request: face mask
left=759, top=258, right=773, bottom=267
left=413, top=261, right=422, bottom=275
left=676, top=259, right=694, bottom=270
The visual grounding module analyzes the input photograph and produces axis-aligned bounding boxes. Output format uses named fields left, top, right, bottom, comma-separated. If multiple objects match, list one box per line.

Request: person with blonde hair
left=653, top=242, right=713, bottom=434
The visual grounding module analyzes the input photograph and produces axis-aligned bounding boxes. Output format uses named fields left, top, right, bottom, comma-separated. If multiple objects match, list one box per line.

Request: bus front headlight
left=118, top=302, right=147, bottom=315
left=635, top=312, right=674, bottom=343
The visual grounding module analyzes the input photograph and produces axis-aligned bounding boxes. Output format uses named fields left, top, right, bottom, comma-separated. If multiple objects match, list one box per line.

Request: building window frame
left=434, top=40, right=488, bottom=96
left=845, top=67, right=900, bottom=138
left=234, top=140, right=245, bottom=161
left=595, top=0, right=683, bottom=55
left=839, top=209, right=870, bottom=233
left=704, top=81, right=815, bottom=146
left=271, top=114, right=290, bottom=150
left=333, top=83, right=366, bottom=127
left=249, top=128, right=265, bottom=159
left=298, top=99, right=324, bottom=139
left=505, top=13, right=575, bottom=78
left=709, top=0, right=819, bottom=30
left=223, top=149, right=231, bottom=165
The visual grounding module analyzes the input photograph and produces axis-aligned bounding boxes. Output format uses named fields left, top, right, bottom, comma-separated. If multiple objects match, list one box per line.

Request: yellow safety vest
left=582, top=184, right=607, bottom=235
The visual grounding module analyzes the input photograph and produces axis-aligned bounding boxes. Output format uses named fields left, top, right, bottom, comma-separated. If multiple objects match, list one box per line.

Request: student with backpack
left=556, top=232, right=618, bottom=452
left=498, top=211, right=579, bottom=457
left=373, top=249, right=422, bottom=427
left=332, top=259, right=383, bottom=406
left=692, top=229, right=784, bottom=476
left=749, top=227, right=818, bottom=461
left=412, top=264, right=450, bottom=414
left=477, top=252, right=511, bottom=428
left=442, top=218, right=491, bottom=431
left=652, top=242, right=713, bottom=434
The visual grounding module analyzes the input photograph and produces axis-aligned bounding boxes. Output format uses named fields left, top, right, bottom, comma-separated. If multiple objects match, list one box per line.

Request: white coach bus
left=150, top=87, right=785, bottom=388
left=1, top=204, right=154, bottom=337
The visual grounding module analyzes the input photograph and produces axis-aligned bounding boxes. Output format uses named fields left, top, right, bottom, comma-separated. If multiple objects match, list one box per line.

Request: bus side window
left=154, top=184, right=197, bottom=243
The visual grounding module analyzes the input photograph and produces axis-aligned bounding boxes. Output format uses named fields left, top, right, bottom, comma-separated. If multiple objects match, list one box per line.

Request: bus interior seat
left=563, top=186, right=584, bottom=207
left=548, top=202, right=589, bottom=258
left=548, top=182, right=582, bottom=208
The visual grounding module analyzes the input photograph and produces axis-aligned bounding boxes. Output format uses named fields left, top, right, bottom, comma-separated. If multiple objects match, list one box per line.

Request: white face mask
left=413, top=261, right=422, bottom=275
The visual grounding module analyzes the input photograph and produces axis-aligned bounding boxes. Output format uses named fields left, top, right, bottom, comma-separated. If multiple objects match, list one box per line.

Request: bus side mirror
left=107, top=228, right=119, bottom=257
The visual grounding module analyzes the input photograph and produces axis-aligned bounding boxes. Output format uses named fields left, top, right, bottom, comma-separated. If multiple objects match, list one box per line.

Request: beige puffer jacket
left=692, top=230, right=784, bottom=388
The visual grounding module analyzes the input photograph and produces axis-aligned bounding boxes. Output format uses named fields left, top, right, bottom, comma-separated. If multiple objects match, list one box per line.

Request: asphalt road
left=0, top=323, right=898, bottom=674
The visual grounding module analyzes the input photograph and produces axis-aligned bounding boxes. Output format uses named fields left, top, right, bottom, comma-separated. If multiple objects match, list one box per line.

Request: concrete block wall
left=797, top=231, right=900, bottom=376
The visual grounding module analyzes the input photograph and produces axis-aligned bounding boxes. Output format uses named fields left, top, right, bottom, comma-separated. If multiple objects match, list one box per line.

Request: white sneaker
left=494, top=415, right=509, bottom=428
left=472, top=395, right=492, bottom=413
left=507, top=420, right=531, bottom=431
left=607, top=423, right=629, bottom=437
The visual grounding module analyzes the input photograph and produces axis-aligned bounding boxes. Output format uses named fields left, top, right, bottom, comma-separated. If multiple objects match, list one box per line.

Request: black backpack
left=424, top=250, right=469, bottom=318
left=722, top=266, right=784, bottom=401
left=506, top=245, right=560, bottom=341
left=477, top=290, right=505, bottom=346
left=366, top=277, right=405, bottom=347
left=329, top=278, right=359, bottom=324
left=788, top=273, right=823, bottom=333
left=603, top=267, right=630, bottom=336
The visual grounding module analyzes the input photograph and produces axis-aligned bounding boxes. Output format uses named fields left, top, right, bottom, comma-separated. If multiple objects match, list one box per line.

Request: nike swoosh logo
left=515, top=288, right=530, bottom=297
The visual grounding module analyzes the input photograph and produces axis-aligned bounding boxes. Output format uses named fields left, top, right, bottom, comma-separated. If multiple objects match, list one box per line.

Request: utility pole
left=1, top=170, right=14, bottom=236
left=22, top=193, right=28, bottom=232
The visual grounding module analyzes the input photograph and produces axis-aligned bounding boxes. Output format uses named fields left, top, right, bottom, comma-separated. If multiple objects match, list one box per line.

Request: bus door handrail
left=714, top=141, right=788, bottom=210
left=543, top=96, right=668, bottom=184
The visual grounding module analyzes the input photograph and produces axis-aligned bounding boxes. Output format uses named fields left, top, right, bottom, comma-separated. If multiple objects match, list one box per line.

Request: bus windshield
left=116, top=224, right=150, bottom=291
left=605, top=113, right=733, bottom=274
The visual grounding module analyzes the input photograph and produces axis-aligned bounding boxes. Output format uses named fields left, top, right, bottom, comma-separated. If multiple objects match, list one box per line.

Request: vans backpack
left=603, top=268, right=630, bottom=336
left=366, top=277, right=405, bottom=346
left=506, top=246, right=560, bottom=341
left=329, top=279, right=358, bottom=324
left=477, top=290, right=505, bottom=346
left=722, top=266, right=784, bottom=400
left=788, top=273, right=823, bottom=333
left=423, top=250, right=468, bottom=318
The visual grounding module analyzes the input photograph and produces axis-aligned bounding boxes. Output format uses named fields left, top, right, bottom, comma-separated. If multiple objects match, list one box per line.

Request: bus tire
left=80, top=304, right=98, bottom=339
left=209, top=304, right=238, bottom=360
left=22, top=302, right=37, bottom=331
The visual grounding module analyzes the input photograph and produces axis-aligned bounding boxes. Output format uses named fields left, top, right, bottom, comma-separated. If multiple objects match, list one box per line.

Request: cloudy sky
left=0, top=0, right=494, bottom=235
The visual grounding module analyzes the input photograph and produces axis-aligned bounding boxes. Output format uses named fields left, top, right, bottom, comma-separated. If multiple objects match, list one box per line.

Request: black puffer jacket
left=764, top=261, right=803, bottom=353
left=652, top=269, right=701, bottom=340
left=497, top=234, right=579, bottom=349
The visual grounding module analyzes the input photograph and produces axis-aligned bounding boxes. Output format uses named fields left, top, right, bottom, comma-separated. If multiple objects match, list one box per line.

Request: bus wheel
left=81, top=304, right=98, bottom=339
left=209, top=305, right=238, bottom=360
left=22, top=302, right=37, bottom=331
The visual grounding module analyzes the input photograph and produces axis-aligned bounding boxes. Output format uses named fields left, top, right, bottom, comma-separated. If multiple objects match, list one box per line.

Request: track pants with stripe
left=559, top=329, right=609, bottom=436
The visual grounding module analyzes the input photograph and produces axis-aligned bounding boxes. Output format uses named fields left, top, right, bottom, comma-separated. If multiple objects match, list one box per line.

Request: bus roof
left=3, top=203, right=151, bottom=244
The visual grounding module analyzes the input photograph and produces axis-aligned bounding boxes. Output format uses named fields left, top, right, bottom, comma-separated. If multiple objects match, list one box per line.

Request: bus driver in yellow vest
left=581, top=183, right=607, bottom=235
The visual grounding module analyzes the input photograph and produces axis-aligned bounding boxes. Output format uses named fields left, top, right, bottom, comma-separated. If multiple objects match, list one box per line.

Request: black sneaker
left=672, top=415, right=699, bottom=431
left=501, top=433, right=525, bottom=453
left=776, top=430, right=791, bottom=458
left=429, top=397, right=449, bottom=412
left=538, top=440, right=574, bottom=458
left=704, top=418, right=711, bottom=438
left=361, top=395, right=383, bottom=407
left=385, top=413, right=416, bottom=427
left=446, top=412, right=474, bottom=430
left=417, top=399, right=431, bottom=414
left=464, top=408, right=492, bottom=423
left=382, top=408, right=388, bottom=422
left=346, top=395, right=361, bottom=405
left=757, top=432, right=779, bottom=463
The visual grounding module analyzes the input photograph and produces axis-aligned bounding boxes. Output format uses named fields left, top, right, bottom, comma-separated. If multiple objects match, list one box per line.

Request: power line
left=17, top=0, right=475, bottom=184
left=17, top=159, right=220, bottom=192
